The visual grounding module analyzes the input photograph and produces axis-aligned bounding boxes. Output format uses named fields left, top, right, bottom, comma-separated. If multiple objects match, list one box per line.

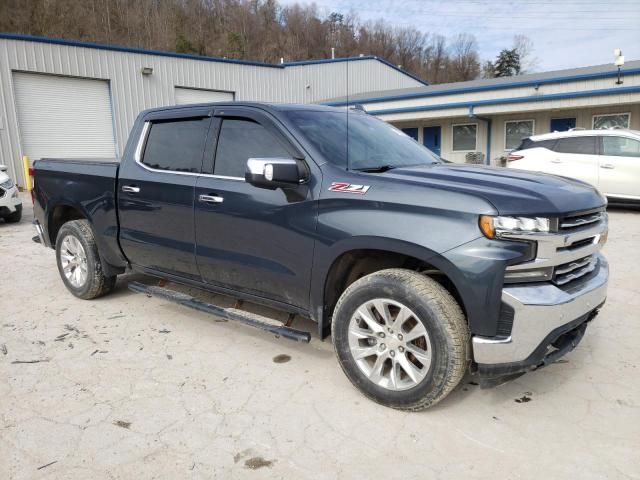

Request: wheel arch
left=311, top=237, right=469, bottom=339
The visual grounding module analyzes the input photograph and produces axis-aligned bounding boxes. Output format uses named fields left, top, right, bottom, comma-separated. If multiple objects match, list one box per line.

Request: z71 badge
left=328, top=182, right=371, bottom=195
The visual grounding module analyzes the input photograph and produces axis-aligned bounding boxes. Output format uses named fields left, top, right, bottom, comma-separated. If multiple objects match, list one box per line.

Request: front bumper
left=0, top=185, right=22, bottom=212
left=472, top=253, right=608, bottom=375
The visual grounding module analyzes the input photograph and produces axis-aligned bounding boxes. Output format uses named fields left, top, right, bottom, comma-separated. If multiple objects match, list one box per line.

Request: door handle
left=551, top=159, right=563, bottom=164
left=600, top=164, right=615, bottom=169
left=122, top=185, right=140, bottom=193
left=199, top=194, right=224, bottom=204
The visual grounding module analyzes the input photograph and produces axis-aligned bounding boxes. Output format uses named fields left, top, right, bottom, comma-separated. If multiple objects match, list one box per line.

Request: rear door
left=118, top=108, right=212, bottom=280
left=598, top=135, right=640, bottom=199
left=547, top=136, right=599, bottom=187
left=194, top=107, right=317, bottom=309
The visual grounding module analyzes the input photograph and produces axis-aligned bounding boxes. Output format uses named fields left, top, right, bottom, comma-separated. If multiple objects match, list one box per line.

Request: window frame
left=504, top=119, right=535, bottom=151
left=592, top=112, right=631, bottom=130
left=208, top=107, right=303, bottom=181
left=451, top=122, right=478, bottom=152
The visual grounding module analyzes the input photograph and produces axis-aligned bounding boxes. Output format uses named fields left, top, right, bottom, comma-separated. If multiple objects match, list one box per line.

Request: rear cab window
left=142, top=117, right=210, bottom=173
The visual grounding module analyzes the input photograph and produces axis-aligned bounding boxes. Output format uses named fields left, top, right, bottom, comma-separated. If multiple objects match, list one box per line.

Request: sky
left=278, top=0, right=640, bottom=72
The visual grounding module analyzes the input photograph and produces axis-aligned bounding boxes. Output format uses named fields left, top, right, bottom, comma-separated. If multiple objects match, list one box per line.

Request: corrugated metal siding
left=0, top=39, right=422, bottom=184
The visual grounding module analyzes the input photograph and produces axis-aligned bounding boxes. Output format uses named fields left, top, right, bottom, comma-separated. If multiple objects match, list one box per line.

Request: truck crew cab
left=32, top=103, right=609, bottom=410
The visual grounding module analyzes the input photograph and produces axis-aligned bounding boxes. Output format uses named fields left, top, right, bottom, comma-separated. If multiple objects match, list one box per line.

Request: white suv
left=0, top=165, right=22, bottom=223
left=507, top=129, right=640, bottom=203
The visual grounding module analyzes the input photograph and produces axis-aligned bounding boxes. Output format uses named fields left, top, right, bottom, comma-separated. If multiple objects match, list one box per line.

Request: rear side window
left=516, top=138, right=556, bottom=151
left=554, top=137, right=596, bottom=155
left=214, top=118, right=290, bottom=178
left=142, top=118, right=210, bottom=173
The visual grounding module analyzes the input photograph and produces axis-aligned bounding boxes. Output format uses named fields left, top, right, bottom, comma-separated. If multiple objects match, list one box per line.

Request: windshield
left=284, top=110, right=441, bottom=171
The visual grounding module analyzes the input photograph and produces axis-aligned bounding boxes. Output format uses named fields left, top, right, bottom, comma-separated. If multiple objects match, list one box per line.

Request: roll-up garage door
left=12, top=72, right=117, bottom=160
left=174, top=87, right=234, bottom=105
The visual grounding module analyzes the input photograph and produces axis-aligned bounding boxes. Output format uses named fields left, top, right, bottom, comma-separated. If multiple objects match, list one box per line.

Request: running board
left=128, top=281, right=311, bottom=343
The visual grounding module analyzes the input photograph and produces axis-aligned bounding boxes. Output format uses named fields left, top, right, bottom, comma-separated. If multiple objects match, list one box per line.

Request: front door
left=423, top=126, right=441, bottom=156
left=598, top=135, right=640, bottom=199
left=550, top=117, right=576, bottom=132
left=118, top=109, right=212, bottom=280
left=194, top=107, right=317, bottom=309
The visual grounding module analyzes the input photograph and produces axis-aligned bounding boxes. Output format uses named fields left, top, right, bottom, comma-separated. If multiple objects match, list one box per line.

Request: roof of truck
left=143, top=102, right=344, bottom=115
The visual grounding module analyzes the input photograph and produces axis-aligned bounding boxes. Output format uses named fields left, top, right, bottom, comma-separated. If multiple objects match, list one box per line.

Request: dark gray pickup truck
left=32, top=102, right=609, bottom=410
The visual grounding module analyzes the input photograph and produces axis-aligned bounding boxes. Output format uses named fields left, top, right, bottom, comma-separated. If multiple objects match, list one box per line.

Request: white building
left=327, top=61, right=640, bottom=164
left=0, top=33, right=425, bottom=186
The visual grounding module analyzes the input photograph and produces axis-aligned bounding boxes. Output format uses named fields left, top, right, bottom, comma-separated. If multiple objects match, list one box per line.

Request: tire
left=55, top=219, right=116, bottom=299
left=4, top=206, right=22, bottom=223
left=331, top=268, right=469, bottom=411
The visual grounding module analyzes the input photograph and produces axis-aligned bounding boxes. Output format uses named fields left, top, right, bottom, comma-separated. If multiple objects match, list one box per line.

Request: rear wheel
left=55, top=220, right=116, bottom=299
left=331, top=268, right=469, bottom=411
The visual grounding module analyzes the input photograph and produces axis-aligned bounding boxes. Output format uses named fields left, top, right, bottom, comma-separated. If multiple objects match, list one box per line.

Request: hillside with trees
left=0, top=0, right=498, bottom=84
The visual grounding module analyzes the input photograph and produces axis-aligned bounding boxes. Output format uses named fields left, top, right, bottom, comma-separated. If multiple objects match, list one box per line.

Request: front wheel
left=331, top=269, right=469, bottom=411
left=55, top=220, right=116, bottom=299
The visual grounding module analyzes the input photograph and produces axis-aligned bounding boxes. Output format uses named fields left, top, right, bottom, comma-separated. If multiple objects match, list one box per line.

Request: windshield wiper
left=353, top=165, right=397, bottom=173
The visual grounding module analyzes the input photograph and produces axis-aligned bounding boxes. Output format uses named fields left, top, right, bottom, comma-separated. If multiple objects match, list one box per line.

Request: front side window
left=214, top=118, right=290, bottom=178
left=593, top=113, right=630, bottom=130
left=505, top=120, right=534, bottom=150
left=142, top=118, right=210, bottom=173
left=602, top=136, right=640, bottom=157
left=554, top=136, right=597, bottom=155
left=452, top=124, right=477, bottom=151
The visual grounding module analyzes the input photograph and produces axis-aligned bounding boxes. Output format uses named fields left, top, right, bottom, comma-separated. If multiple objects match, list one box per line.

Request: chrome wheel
left=60, top=235, right=88, bottom=288
left=348, top=298, right=432, bottom=391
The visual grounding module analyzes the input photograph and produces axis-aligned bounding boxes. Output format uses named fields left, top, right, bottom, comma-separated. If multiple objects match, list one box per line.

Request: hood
left=384, top=163, right=605, bottom=216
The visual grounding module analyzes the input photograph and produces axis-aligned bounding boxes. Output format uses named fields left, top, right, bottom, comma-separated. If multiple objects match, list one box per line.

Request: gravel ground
left=1, top=194, right=639, bottom=479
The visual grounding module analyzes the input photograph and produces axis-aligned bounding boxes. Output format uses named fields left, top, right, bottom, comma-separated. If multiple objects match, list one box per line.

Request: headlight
left=0, top=178, right=14, bottom=189
left=479, top=215, right=550, bottom=239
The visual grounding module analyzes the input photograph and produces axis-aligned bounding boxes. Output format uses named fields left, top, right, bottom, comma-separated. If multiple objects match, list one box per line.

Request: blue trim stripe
left=327, top=67, right=640, bottom=106
left=367, top=85, right=640, bottom=116
left=0, top=32, right=428, bottom=85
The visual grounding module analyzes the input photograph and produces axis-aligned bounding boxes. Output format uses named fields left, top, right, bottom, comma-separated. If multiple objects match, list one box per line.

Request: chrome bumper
left=33, top=220, right=48, bottom=246
left=472, top=254, right=608, bottom=365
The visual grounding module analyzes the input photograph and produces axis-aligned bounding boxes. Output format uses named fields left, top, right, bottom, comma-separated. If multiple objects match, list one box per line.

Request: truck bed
left=32, top=158, right=125, bottom=269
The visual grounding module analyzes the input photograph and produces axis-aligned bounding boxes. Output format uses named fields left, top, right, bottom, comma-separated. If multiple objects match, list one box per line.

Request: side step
left=128, top=281, right=311, bottom=343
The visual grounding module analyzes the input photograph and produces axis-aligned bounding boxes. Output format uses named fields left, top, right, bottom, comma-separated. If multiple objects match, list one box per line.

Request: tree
left=493, top=48, right=521, bottom=77
left=512, top=34, right=538, bottom=73
left=448, top=33, right=480, bottom=81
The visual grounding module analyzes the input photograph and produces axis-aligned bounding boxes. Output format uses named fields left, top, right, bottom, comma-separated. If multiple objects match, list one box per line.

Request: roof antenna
left=350, top=104, right=367, bottom=113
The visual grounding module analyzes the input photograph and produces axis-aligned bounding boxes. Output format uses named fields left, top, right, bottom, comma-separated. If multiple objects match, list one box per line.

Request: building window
left=593, top=113, right=630, bottom=130
left=505, top=120, right=534, bottom=150
left=401, top=128, right=419, bottom=141
left=452, top=123, right=477, bottom=151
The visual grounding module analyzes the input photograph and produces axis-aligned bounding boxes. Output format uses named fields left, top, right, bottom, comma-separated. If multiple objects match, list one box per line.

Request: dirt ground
left=1, top=194, right=639, bottom=479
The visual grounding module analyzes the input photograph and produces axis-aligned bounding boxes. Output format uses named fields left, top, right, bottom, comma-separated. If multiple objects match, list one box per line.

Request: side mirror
left=245, top=158, right=305, bottom=189
left=0, top=165, right=7, bottom=172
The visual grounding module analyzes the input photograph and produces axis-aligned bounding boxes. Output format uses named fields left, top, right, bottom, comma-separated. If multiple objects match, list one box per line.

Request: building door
left=401, top=128, right=418, bottom=141
left=12, top=72, right=117, bottom=161
left=423, top=126, right=441, bottom=155
left=550, top=118, right=576, bottom=132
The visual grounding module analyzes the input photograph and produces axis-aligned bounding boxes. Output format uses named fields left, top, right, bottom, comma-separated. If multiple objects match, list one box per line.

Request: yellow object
left=22, top=155, right=32, bottom=191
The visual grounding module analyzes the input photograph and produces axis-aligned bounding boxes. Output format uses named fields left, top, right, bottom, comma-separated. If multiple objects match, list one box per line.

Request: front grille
left=553, top=255, right=598, bottom=286
left=559, top=211, right=604, bottom=231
